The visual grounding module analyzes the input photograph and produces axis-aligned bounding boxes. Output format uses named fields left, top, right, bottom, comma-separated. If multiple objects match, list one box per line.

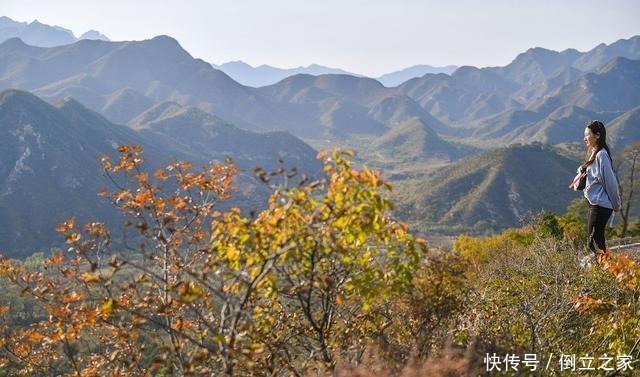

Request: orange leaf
left=154, top=169, right=168, bottom=180
left=56, top=217, right=76, bottom=233
left=99, top=155, right=112, bottom=170
left=137, top=172, right=149, bottom=183
left=46, top=252, right=65, bottom=266
left=134, top=190, right=153, bottom=205
left=27, top=331, right=44, bottom=343
left=114, top=190, right=132, bottom=203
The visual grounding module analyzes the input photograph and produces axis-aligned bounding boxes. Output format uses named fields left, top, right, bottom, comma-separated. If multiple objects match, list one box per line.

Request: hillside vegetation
left=1, top=147, right=639, bottom=376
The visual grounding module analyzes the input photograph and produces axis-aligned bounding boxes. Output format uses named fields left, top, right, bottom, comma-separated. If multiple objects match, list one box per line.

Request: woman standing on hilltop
left=581, top=120, right=621, bottom=258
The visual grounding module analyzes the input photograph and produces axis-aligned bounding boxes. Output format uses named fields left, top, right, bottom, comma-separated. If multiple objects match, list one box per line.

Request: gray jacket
left=583, top=149, right=621, bottom=210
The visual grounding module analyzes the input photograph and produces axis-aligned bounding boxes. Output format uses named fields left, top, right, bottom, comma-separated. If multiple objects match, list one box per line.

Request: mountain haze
left=572, top=35, right=640, bottom=72
left=213, top=61, right=359, bottom=87
left=530, top=57, right=640, bottom=116
left=488, top=47, right=582, bottom=86
left=376, top=65, right=458, bottom=87
left=397, top=67, right=521, bottom=125
left=0, top=16, right=109, bottom=47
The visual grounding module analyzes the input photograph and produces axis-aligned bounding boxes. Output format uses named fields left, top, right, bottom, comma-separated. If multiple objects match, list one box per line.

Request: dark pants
left=587, top=204, right=613, bottom=253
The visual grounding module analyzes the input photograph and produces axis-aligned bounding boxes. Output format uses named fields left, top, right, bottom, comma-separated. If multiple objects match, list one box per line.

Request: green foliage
left=23, top=252, right=46, bottom=271
left=557, top=198, right=589, bottom=245
left=534, top=211, right=564, bottom=239
left=607, top=220, right=640, bottom=238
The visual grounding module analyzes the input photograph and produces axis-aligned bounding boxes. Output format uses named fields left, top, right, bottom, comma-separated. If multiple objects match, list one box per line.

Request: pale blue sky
left=2, top=0, right=639, bottom=76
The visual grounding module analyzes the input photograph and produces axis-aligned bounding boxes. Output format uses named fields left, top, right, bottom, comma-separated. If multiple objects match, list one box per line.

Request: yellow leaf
left=82, top=272, right=100, bottom=284
left=66, top=232, right=81, bottom=243
left=100, top=298, right=115, bottom=317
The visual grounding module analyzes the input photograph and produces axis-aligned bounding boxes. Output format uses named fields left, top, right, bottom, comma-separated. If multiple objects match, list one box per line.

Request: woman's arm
left=598, top=152, right=622, bottom=211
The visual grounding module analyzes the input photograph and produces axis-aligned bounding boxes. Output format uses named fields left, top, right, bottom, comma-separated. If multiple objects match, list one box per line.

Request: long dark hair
left=582, top=120, right=613, bottom=168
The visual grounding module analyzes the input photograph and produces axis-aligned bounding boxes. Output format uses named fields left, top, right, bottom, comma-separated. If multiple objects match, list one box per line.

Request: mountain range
left=212, top=61, right=359, bottom=87
left=0, top=89, right=320, bottom=256
left=376, top=64, right=459, bottom=87
left=0, top=17, right=458, bottom=88
left=0, top=16, right=109, bottom=47
left=393, top=143, right=581, bottom=235
left=0, top=21, right=638, bottom=256
left=449, top=57, right=640, bottom=148
left=395, top=37, right=640, bottom=150
left=0, top=34, right=467, bottom=162
left=214, top=61, right=460, bottom=88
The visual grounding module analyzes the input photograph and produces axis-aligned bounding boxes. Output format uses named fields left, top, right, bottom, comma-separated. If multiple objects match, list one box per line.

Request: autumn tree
left=0, top=146, right=425, bottom=376
left=617, top=147, right=639, bottom=237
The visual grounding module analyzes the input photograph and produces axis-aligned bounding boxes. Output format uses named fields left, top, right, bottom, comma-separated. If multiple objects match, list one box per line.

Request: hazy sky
left=2, top=0, right=639, bottom=77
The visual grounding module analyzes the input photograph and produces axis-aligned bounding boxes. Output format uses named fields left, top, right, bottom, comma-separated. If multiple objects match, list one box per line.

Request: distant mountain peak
left=0, top=16, right=109, bottom=48
left=214, top=60, right=359, bottom=87
left=376, top=64, right=458, bottom=87
left=80, top=30, right=110, bottom=41
left=526, top=46, right=555, bottom=53
left=559, top=48, right=581, bottom=54
left=452, top=65, right=482, bottom=74
left=221, top=60, right=251, bottom=67
left=0, top=88, right=41, bottom=104
left=596, top=56, right=638, bottom=73
left=511, top=47, right=564, bottom=64
left=149, top=34, right=179, bottom=44
left=0, top=37, right=28, bottom=48
left=0, top=16, right=26, bottom=29
left=0, top=89, right=58, bottom=119
left=140, top=35, right=188, bottom=54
